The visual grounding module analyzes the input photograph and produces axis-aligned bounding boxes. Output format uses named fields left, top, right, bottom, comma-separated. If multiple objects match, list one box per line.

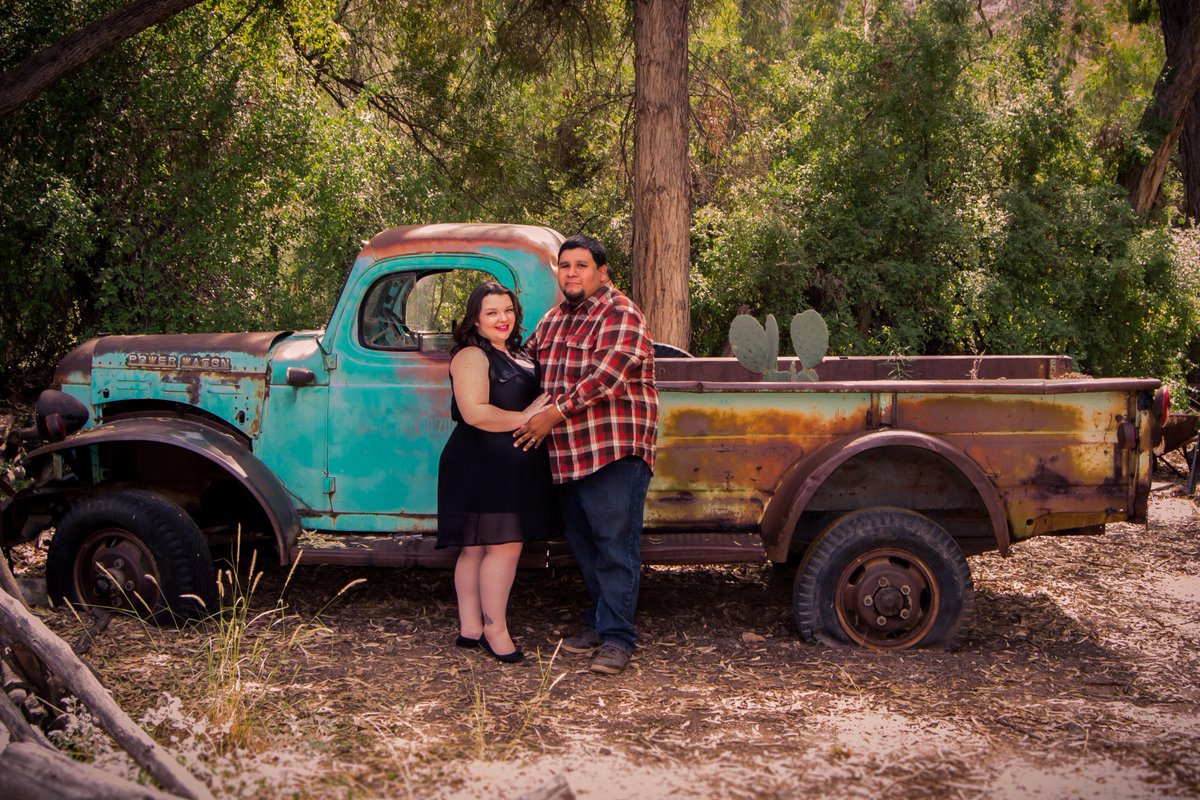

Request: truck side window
left=360, top=269, right=496, bottom=352
left=360, top=273, right=418, bottom=351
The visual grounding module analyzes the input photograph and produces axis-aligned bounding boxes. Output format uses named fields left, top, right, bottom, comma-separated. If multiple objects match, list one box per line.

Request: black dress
left=436, top=346, right=558, bottom=547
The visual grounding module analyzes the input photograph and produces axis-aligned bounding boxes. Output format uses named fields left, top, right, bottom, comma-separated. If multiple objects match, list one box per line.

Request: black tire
left=793, top=507, right=974, bottom=650
left=46, top=490, right=217, bottom=624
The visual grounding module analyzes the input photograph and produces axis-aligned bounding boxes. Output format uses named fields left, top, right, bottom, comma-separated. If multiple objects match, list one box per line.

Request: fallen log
left=0, top=740, right=179, bottom=799
left=0, top=588, right=213, bottom=800
left=0, top=550, right=24, bottom=604
left=0, top=552, right=67, bottom=729
left=0, top=682, right=51, bottom=747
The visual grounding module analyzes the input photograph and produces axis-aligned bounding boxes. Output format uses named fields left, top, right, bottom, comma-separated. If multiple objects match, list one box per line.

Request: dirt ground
left=9, top=459, right=1200, bottom=799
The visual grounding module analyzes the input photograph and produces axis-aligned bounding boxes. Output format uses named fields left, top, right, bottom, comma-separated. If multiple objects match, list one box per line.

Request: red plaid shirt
left=529, top=285, right=659, bottom=483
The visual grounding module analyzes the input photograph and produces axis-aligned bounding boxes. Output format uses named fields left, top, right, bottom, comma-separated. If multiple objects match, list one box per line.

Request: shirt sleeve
left=557, top=305, right=652, bottom=416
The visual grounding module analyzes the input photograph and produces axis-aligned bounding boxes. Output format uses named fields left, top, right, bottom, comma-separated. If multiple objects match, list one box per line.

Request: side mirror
left=286, top=367, right=316, bottom=387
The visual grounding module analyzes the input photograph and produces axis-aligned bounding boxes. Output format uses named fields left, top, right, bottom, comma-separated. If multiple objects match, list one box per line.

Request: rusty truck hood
left=55, top=331, right=292, bottom=387
left=53, top=331, right=295, bottom=439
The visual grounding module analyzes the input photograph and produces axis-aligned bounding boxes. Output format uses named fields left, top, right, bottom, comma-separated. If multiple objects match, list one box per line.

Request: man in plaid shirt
left=514, top=234, right=658, bottom=675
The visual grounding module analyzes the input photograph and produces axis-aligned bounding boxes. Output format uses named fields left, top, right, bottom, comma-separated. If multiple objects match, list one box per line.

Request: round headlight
left=35, top=390, right=90, bottom=442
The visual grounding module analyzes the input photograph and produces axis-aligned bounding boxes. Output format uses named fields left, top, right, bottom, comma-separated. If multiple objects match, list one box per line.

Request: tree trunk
left=0, top=0, right=203, bottom=119
left=632, top=0, right=692, bottom=350
left=1163, top=0, right=1200, bottom=221
left=1182, top=95, right=1200, bottom=221
left=1119, top=0, right=1200, bottom=213
left=0, top=551, right=24, bottom=607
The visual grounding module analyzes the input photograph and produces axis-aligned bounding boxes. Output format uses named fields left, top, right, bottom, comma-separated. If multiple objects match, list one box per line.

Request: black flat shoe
left=455, top=635, right=481, bottom=649
left=480, top=634, right=524, bottom=664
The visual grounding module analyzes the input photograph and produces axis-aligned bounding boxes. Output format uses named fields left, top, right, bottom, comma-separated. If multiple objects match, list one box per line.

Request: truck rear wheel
left=794, top=507, right=973, bottom=650
left=46, top=490, right=217, bottom=624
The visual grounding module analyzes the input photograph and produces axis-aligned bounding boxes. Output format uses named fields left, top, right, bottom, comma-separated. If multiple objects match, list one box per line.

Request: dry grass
left=10, top=458, right=1200, bottom=798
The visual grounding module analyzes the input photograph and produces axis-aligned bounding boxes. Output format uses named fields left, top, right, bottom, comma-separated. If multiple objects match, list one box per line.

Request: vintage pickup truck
left=0, top=223, right=1169, bottom=650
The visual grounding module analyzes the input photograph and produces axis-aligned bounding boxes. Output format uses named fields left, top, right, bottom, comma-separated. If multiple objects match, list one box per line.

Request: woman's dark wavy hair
left=451, top=282, right=526, bottom=355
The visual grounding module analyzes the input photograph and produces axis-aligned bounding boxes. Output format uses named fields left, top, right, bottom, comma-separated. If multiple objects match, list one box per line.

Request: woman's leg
left=454, top=546, right=485, bottom=638
left=479, top=541, right=524, bottom=654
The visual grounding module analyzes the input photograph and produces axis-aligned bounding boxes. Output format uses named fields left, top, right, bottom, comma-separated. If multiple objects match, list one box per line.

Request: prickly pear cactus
left=730, top=310, right=831, bottom=381
left=790, top=309, right=828, bottom=380
left=729, top=314, right=779, bottom=375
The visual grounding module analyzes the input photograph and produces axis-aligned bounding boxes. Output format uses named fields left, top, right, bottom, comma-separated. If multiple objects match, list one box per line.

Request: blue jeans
left=557, top=456, right=652, bottom=655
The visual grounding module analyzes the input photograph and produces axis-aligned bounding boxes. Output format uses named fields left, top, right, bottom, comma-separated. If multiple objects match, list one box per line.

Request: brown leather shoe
left=589, top=643, right=630, bottom=675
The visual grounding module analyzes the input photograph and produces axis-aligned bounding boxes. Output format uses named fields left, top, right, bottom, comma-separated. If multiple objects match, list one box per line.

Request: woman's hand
left=521, top=393, right=551, bottom=422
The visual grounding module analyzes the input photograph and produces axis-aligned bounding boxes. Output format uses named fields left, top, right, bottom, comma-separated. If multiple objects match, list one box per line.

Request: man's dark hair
left=451, top=282, right=526, bottom=355
left=558, top=234, right=606, bottom=268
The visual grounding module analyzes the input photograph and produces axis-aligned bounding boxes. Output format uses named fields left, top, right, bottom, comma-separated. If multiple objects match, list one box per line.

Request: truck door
left=324, top=257, right=513, bottom=532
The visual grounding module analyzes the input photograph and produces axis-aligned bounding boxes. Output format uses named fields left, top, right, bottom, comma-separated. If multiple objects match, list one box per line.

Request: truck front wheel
left=46, top=490, right=217, bottom=624
left=793, top=507, right=973, bottom=650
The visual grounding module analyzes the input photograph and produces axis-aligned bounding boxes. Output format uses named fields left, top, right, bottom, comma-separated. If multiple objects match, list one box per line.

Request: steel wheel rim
left=834, top=546, right=939, bottom=650
left=73, top=527, right=161, bottom=614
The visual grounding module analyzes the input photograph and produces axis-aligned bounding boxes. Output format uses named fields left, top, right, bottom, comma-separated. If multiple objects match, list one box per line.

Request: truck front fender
left=12, top=418, right=301, bottom=563
left=761, top=429, right=1010, bottom=561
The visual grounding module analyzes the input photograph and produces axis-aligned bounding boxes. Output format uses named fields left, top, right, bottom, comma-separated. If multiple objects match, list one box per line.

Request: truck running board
left=621, top=532, right=765, bottom=566
left=291, top=531, right=766, bottom=568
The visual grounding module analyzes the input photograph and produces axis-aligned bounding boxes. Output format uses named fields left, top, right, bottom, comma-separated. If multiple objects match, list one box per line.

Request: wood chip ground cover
left=11, top=466, right=1200, bottom=799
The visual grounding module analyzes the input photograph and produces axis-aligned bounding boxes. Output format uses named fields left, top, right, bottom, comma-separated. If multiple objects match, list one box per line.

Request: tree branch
left=0, top=0, right=204, bottom=119
left=1120, top=1, right=1200, bottom=212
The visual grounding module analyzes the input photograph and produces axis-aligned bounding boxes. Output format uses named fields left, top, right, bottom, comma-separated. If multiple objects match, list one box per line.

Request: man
left=515, top=234, right=659, bottom=675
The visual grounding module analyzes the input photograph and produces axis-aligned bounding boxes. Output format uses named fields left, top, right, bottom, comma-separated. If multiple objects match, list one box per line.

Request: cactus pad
left=729, top=314, right=779, bottom=374
left=790, top=309, right=829, bottom=371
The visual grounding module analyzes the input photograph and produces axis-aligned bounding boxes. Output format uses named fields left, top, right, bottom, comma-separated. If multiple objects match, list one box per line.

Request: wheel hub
left=74, top=528, right=161, bottom=613
left=836, top=547, right=939, bottom=649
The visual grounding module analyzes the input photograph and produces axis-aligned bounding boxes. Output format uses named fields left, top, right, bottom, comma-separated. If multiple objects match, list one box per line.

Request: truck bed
left=648, top=354, right=1160, bottom=561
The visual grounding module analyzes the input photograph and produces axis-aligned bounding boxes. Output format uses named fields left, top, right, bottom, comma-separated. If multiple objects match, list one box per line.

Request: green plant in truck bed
left=729, top=310, right=828, bottom=381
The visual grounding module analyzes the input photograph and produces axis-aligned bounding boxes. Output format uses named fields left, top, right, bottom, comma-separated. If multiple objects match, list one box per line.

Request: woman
left=436, top=282, right=556, bottom=664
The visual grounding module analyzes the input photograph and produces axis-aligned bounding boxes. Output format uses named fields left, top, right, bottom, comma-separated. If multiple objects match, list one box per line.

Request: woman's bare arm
left=450, top=348, right=549, bottom=432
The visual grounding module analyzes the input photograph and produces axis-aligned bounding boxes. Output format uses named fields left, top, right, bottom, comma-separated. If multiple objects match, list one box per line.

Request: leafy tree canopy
left=1, top=0, right=1197, bottom=397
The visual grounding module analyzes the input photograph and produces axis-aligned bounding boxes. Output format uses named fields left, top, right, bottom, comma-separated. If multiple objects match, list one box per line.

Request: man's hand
left=513, top=405, right=565, bottom=450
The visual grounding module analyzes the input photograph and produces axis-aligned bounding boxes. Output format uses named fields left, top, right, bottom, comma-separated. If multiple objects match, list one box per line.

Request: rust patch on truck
left=664, top=403, right=868, bottom=438
left=1027, top=461, right=1073, bottom=494
left=896, top=394, right=1087, bottom=435
left=655, top=444, right=794, bottom=492
left=94, top=331, right=289, bottom=359
left=663, top=406, right=832, bottom=438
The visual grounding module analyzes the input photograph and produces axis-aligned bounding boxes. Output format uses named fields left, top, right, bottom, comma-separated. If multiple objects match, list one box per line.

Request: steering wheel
left=365, top=308, right=417, bottom=349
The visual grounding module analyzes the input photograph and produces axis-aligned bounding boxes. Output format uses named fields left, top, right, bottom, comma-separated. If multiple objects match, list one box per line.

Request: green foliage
left=689, top=0, right=1198, bottom=385
left=0, top=0, right=1196, bottom=396
left=0, top=0, right=450, bottom=385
